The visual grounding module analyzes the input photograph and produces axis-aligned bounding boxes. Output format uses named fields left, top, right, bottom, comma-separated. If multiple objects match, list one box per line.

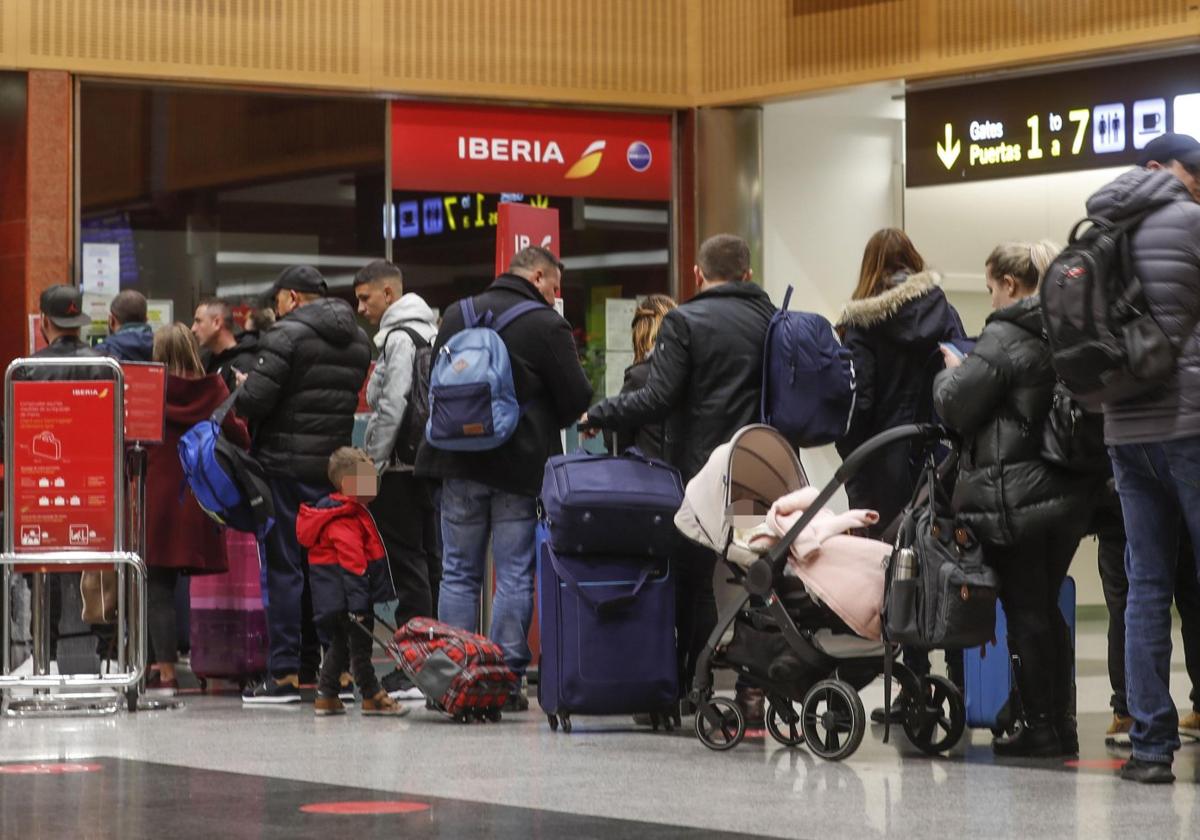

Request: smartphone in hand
left=939, top=342, right=966, bottom=361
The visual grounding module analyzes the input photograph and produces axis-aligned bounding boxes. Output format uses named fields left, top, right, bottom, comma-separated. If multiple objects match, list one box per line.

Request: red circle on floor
left=0, top=763, right=103, bottom=775
left=300, top=801, right=430, bottom=815
left=1064, top=759, right=1127, bottom=770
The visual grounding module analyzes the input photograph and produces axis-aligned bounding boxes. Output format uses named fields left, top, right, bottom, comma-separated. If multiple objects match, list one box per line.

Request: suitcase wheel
left=547, top=713, right=559, bottom=732
left=486, top=709, right=502, bottom=723
left=560, top=713, right=573, bottom=734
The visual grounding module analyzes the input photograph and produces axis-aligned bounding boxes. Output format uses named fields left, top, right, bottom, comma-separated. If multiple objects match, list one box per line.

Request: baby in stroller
left=674, top=424, right=965, bottom=760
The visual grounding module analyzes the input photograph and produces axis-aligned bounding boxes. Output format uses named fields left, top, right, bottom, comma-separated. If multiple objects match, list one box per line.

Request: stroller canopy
left=675, top=425, right=808, bottom=567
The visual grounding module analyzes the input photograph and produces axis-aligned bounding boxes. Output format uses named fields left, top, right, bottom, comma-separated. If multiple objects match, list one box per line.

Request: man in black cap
left=1139, top=132, right=1200, bottom=202
left=235, top=266, right=372, bottom=704
left=32, top=284, right=97, bottom=362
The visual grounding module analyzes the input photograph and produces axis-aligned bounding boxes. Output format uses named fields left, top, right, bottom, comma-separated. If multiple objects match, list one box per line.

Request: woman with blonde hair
left=613, top=294, right=677, bottom=459
left=143, top=323, right=249, bottom=693
left=935, top=240, right=1091, bottom=757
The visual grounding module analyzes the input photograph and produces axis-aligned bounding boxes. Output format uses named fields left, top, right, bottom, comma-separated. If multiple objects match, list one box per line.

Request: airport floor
left=1, top=620, right=1198, bottom=840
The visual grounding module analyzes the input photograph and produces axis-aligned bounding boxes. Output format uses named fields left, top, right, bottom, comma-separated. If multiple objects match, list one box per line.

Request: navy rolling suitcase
left=536, top=526, right=678, bottom=732
left=964, top=576, right=1076, bottom=731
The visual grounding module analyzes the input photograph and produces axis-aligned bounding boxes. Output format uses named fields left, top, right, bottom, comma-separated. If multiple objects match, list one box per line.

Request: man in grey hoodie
left=1086, top=133, right=1200, bottom=784
left=354, top=260, right=441, bottom=698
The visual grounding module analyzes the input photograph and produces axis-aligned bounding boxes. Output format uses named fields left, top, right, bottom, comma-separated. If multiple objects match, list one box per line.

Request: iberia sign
left=391, top=102, right=671, bottom=201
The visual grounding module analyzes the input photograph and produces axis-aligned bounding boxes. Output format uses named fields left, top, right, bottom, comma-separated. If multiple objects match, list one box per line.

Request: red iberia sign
left=121, top=362, right=167, bottom=445
left=495, top=203, right=560, bottom=277
left=10, top=381, right=117, bottom=553
left=391, top=102, right=671, bottom=201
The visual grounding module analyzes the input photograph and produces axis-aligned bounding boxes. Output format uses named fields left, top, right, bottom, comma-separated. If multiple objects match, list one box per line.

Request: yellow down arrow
left=937, top=123, right=961, bottom=170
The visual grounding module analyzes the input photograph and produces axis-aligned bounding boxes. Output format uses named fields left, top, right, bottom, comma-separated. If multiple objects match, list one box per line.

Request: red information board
left=9, top=381, right=117, bottom=553
left=495, top=203, right=560, bottom=277
left=121, top=362, right=166, bottom=444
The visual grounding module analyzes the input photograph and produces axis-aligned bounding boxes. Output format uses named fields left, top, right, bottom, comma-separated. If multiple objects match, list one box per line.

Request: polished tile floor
left=1, top=620, right=1197, bottom=840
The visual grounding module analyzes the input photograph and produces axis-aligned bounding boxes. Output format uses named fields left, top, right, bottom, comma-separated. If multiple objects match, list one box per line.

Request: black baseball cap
left=39, top=284, right=91, bottom=329
left=271, top=265, right=327, bottom=297
left=1138, top=132, right=1200, bottom=167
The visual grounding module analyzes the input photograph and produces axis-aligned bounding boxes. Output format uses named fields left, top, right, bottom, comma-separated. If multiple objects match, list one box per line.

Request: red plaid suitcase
left=356, top=616, right=517, bottom=723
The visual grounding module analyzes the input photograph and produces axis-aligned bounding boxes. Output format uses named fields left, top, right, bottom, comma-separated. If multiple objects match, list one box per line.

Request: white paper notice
left=81, top=243, right=120, bottom=296
left=605, top=298, right=638, bottom=352
left=605, top=350, right=635, bottom=398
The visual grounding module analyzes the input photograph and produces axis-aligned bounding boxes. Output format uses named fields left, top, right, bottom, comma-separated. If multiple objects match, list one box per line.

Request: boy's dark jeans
left=317, top=613, right=381, bottom=699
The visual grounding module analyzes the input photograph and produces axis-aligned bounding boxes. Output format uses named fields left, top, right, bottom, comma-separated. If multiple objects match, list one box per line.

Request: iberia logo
left=565, top=141, right=605, bottom=180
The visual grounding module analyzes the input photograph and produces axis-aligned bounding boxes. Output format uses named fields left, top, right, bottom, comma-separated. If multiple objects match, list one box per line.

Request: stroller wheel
left=801, top=679, right=866, bottom=762
left=902, top=675, right=966, bottom=755
left=765, top=699, right=804, bottom=748
left=694, top=697, right=745, bottom=751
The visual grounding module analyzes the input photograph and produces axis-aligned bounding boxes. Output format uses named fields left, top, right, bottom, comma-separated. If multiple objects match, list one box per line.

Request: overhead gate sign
left=9, top=380, right=117, bottom=552
left=391, top=101, right=672, bottom=201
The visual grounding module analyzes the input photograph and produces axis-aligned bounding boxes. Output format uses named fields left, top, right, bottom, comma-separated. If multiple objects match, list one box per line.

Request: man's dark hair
left=509, top=245, right=564, bottom=276
left=198, top=296, right=234, bottom=332
left=109, top=289, right=148, bottom=325
left=698, top=234, right=751, bottom=282
left=354, top=260, right=403, bottom=288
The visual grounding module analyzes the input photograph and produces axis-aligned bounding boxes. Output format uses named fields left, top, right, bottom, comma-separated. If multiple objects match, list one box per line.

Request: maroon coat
left=145, top=373, right=250, bottom=574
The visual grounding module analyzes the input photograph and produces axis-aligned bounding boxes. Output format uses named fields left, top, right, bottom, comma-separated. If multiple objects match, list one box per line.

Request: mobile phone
left=940, top=342, right=966, bottom=360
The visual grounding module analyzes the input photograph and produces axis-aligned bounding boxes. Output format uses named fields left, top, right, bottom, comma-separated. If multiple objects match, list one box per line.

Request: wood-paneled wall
left=0, top=1, right=1194, bottom=107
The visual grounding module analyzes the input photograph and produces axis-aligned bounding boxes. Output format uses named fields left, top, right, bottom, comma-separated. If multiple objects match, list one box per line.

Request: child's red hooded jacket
left=297, top=493, right=394, bottom=625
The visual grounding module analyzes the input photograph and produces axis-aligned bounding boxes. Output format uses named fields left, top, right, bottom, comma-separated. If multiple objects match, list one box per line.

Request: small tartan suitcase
left=358, top=616, right=517, bottom=723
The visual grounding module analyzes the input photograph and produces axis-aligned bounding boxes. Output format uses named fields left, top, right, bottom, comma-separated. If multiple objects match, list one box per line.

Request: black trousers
left=148, top=567, right=180, bottom=665
left=317, top=613, right=380, bottom=699
left=1092, top=500, right=1200, bottom=716
left=675, top=540, right=718, bottom=700
left=988, top=526, right=1083, bottom=721
left=370, top=473, right=442, bottom=627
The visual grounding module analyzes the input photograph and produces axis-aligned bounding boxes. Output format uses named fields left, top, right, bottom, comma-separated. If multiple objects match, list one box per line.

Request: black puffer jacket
left=206, top=330, right=260, bottom=393
left=933, top=297, right=1088, bottom=546
left=587, top=281, right=774, bottom=483
left=236, top=298, right=371, bottom=486
left=414, top=274, right=593, bottom=497
left=1085, top=168, right=1200, bottom=444
left=835, top=272, right=965, bottom=532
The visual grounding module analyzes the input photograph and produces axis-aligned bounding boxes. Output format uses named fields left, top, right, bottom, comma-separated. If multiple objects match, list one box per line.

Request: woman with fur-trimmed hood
left=835, top=228, right=965, bottom=533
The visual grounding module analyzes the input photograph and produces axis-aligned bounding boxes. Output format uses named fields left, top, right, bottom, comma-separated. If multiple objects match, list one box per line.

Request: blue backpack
left=178, top=390, right=274, bottom=539
left=760, top=286, right=857, bottom=448
left=425, top=297, right=543, bottom=451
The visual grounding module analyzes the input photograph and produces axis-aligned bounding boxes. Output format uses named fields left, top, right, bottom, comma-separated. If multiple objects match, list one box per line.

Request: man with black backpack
left=353, top=260, right=440, bottom=700
left=1076, top=134, right=1200, bottom=783
left=235, top=265, right=371, bottom=704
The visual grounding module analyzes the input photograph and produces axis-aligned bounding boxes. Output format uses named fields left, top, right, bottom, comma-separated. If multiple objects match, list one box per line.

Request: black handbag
left=883, top=459, right=999, bottom=650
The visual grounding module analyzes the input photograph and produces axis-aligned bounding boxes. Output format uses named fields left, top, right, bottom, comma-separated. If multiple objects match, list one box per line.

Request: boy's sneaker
left=338, top=673, right=357, bottom=703
left=1179, top=710, right=1200, bottom=740
left=1120, top=757, right=1174, bottom=784
left=314, top=694, right=346, bottom=717
left=1105, top=713, right=1134, bottom=746
left=362, top=691, right=410, bottom=717
left=242, top=674, right=302, bottom=705
left=382, top=668, right=424, bottom=701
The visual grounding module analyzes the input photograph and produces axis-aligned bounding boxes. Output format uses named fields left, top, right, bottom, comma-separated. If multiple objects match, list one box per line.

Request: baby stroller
left=675, top=423, right=966, bottom=761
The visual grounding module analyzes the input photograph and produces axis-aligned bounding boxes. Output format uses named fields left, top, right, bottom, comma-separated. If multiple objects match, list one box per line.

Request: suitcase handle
left=544, top=546, right=659, bottom=618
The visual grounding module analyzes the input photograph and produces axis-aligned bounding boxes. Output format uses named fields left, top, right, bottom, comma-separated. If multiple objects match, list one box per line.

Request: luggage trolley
left=0, top=357, right=148, bottom=714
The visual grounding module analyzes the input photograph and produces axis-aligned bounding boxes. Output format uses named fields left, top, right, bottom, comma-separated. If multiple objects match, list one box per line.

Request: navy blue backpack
left=760, top=286, right=857, bottom=448
left=179, top=390, right=274, bottom=539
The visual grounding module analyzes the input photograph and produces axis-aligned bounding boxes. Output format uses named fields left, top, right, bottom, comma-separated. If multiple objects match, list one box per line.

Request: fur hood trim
left=837, top=271, right=941, bottom=330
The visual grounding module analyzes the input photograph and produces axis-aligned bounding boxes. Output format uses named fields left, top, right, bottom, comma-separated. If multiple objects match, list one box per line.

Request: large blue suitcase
left=964, top=576, right=1076, bottom=730
left=536, top=525, right=677, bottom=726
left=540, top=450, right=684, bottom=558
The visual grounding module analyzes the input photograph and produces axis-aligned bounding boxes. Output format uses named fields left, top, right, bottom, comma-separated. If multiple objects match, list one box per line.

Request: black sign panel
left=906, top=54, right=1200, bottom=187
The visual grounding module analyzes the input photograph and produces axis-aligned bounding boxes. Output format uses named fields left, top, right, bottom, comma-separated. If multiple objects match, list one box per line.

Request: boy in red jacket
left=297, top=447, right=406, bottom=717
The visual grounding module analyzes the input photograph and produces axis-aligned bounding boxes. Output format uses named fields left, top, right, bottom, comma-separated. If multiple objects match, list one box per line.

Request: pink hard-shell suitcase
left=189, top=530, right=268, bottom=687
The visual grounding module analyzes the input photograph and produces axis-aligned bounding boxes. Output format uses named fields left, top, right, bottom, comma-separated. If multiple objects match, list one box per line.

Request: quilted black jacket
left=1085, top=168, right=1200, bottom=444
left=586, top=281, right=775, bottom=483
left=933, top=297, right=1089, bottom=546
left=235, top=297, right=371, bottom=486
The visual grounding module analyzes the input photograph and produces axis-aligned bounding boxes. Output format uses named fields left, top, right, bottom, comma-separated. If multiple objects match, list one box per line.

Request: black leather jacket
left=587, top=281, right=775, bottom=483
left=933, top=297, right=1089, bottom=545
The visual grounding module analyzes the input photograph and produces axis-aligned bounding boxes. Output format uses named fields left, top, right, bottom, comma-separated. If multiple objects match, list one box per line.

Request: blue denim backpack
left=760, top=286, right=857, bottom=448
left=425, top=297, right=543, bottom=451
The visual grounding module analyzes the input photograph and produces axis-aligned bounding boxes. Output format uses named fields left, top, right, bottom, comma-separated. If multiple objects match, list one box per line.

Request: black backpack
left=1041, top=205, right=1175, bottom=409
left=1039, top=381, right=1111, bottom=476
left=385, top=326, right=433, bottom=466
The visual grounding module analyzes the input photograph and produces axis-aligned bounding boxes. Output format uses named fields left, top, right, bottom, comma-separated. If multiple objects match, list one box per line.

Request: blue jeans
left=437, top=479, right=537, bottom=677
left=1110, top=439, right=1200, bottom=764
